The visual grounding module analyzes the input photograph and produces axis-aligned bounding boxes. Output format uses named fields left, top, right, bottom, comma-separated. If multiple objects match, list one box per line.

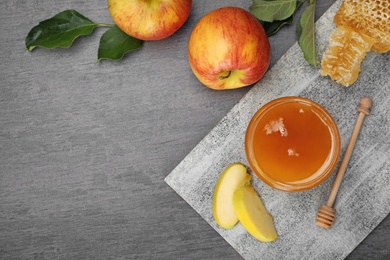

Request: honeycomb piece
left=320, top=0, right=389, bottom=86
left=334, top=0, right=390, bottom=53
left=320, top=26, right=374, bottom=87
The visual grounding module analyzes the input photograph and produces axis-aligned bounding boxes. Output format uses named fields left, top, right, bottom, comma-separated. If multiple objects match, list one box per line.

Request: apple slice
left=212, top=162, right=251, bottom=229
left=233, top=185, right=278, bottom=242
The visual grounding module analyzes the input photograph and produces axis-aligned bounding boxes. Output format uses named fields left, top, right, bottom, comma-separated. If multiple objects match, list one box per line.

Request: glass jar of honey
left=245, top=96, right=340, bottom=192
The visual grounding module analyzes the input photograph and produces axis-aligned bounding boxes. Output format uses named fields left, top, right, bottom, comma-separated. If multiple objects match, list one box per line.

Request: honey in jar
left=245, top=97, right=340, bottom=192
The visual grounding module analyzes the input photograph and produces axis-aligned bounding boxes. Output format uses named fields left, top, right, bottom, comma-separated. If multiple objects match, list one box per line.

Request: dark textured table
left=1, top=0, right=389, bottom=259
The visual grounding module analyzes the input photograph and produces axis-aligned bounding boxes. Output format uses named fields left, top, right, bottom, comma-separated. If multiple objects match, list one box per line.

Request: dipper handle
left=316, top=97, right=372, bottom=229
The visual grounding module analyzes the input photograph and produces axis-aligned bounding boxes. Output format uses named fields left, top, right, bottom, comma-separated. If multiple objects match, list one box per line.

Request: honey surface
left=252, top=102, right=333, bottom=183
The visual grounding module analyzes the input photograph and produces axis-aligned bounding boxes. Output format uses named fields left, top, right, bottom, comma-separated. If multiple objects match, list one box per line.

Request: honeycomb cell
left=320, top=26, right=373, bottom=87
left=320, top=0, right=389, bottom=87
left=334, top=0, right=390, bottom=53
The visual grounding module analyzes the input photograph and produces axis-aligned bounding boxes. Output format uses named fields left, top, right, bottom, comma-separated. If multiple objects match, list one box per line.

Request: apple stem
left=219, top=70, right=231, bottom=80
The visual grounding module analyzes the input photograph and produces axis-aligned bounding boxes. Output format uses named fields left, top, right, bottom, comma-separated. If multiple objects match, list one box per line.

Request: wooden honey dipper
left=315, top=97, right=372, bottom=229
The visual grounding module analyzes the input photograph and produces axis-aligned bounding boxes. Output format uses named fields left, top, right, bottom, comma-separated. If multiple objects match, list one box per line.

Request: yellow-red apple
left=188, top=7, right=270, bottom=90
left=108, top=0, right=192, bottom=40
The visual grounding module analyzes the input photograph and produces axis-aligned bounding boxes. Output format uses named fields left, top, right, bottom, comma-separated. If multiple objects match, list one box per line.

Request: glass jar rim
left=245, top=96, right=341, bottom=192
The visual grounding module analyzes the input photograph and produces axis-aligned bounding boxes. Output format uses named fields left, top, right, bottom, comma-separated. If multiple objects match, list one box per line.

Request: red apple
left=108, top=0, right=192, bottom=41
left=188, top=7, right=270, bottom=90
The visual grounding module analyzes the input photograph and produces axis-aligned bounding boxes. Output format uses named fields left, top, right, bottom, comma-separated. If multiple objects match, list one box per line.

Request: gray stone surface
left=1, top=0, right=389, bottom=259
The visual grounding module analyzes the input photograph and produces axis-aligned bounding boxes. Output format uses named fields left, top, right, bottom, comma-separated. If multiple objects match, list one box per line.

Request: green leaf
left=263, top=15, right=294, bottom=36
left=296, top=1, right=318, bottom=66
left=262, top=1, right=305, bottom=36
left=25, top=10, right=98, bottom=51
left=98, top=25, right=143, bottom=61
left=250, top=0, right=297, bottom=22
